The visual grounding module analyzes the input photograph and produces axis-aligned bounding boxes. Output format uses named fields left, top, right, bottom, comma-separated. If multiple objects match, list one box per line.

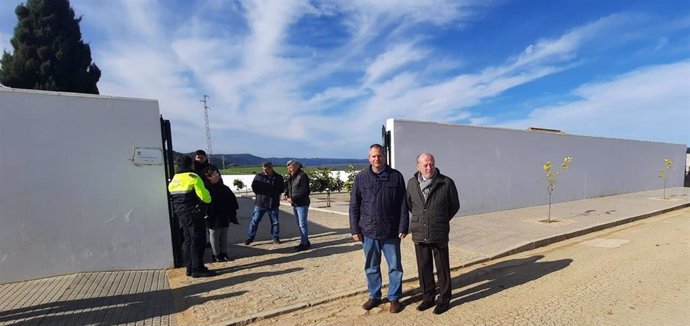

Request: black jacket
left=286, top=170, right=311, bottom=206
left=252, top=172, right=285, bottom=209
left=206, top=183, right=239, bottom=229
left=406, top=169, right=460, bottom=243
left=349, top=165, right=409, bottom=239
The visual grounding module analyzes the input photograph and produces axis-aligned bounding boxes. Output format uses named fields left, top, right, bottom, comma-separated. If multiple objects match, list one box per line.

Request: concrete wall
left=387, top=119, right=687, bottom=216
left=0, top=88, right=172, bottom=283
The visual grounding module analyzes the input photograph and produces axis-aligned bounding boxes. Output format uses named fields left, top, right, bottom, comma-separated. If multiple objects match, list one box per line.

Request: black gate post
left=381, top=125, right=391, bottom=166
left=161, top=116, right=183, bottom=268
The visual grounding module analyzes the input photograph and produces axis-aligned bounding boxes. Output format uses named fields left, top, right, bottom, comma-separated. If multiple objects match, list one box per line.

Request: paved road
left=253, top=207, right=690, bottom=326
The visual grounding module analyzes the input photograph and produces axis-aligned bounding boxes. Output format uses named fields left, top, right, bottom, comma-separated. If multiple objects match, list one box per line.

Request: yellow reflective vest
left=168, top=172, right=211, bottom=214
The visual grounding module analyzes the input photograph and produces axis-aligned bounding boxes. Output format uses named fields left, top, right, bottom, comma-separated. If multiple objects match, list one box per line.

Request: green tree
left=343, top=164, right=359, bottom=193
left=0, top=0, right=101, bottom=94
left=308, top=168, right=338, bottom=207
left=233, top=179, right=246, bottom=196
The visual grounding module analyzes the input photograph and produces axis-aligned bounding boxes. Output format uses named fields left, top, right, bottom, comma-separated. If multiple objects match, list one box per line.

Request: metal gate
left=160, top=116, right=183, bottom=267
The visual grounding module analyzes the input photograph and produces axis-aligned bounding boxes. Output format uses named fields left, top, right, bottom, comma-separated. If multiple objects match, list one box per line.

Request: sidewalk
left=1, top=188, right=688, bottom=326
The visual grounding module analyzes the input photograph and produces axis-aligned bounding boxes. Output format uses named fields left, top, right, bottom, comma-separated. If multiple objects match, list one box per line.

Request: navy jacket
left=349, top=165, right=409, bottom=239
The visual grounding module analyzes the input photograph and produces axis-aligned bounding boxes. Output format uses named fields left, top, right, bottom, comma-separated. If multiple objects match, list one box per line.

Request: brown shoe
left=362, top=298, right=381, bottom=310
left=389, top=300, right=402, bottom=313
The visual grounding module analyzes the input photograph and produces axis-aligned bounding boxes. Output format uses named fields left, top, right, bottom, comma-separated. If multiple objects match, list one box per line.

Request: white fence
left=222, top=171, right=351, bottom=194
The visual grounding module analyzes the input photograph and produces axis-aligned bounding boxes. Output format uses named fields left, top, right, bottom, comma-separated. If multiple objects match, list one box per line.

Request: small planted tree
left=658, top=159, right=672, bottom=199
left=543, top=156, right=574, bottom=223
left=308, top=168, right=337, bottom=207
left=233, top=179, right=246, bottom=196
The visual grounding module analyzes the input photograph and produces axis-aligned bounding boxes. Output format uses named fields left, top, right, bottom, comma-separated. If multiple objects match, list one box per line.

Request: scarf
left=418, top=169, right=437, bottom=202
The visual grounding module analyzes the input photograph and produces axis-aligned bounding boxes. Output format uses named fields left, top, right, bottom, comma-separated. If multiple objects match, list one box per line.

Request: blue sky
left=1, top=0, right=689, bottom=158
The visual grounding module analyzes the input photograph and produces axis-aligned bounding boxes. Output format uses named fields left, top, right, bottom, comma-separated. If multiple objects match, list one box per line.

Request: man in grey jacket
left=406, top=152, right=460, bottom=315
left=285, top=159, right=311, bottom=251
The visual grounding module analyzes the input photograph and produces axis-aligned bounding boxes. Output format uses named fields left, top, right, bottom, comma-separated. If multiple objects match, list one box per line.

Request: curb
left=211, top=202, right=690, bottom=326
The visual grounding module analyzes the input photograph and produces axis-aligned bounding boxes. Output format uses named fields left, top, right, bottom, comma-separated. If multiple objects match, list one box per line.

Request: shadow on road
left=0, top=266, right=301, bottom=325
left=401, top=255, right=572, bottom=313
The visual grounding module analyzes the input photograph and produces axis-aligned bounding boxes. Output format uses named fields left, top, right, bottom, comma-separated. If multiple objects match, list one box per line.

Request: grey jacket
left=406, top=168, right=460, bottom=243
left=286, top=170, right=311, bottom=206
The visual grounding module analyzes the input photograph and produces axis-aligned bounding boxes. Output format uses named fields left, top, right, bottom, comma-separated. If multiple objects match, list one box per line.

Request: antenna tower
left=200, top=95, right=212, bottom=156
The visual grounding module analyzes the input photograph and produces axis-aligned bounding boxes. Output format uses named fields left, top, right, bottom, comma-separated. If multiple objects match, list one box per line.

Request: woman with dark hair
left=202, top=166, right=239, bottom=262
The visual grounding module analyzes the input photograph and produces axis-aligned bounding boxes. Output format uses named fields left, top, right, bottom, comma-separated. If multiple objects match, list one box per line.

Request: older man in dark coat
left=406, top=152, right=460, bottom=315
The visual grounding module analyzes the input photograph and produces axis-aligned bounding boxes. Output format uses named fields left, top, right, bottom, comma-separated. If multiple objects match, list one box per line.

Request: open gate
left=160, top=116, right=183, bottom=267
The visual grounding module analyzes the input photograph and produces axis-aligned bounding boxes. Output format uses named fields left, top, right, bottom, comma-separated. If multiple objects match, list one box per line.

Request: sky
left=1, top=0, right=689, bottom=159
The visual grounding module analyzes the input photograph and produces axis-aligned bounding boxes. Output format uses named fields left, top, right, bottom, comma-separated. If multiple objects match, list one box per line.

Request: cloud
left=496, top=61, right=690, bottom=145
left=4, top=1, right=685, bottom=158
left=364, top=41, right=428, bottom=85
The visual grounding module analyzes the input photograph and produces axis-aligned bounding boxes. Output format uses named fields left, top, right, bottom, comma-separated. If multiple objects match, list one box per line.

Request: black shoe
left=416, top=300, right=435, bottom=311
left=220, top=253, right=230, bottom=261
left=185, top=269, right=191, bottom=276
left=191, top=270, right=217, bottom=278
left=433, top=303, right=449, bottom=315
left=272, top=238, right=281, bottom=244
left=244, top=238, right=253, bottom=245
left=295, top=243, right=311, bottom=252
left=362, top=298, right=381, bottom=310
left=212, top=255, right=222, bottom=262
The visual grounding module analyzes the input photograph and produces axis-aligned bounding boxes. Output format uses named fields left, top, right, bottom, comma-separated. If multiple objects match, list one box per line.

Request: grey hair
left=416, top=152, right=435, bottom=164
left=286, top=159, right=302, bottom=169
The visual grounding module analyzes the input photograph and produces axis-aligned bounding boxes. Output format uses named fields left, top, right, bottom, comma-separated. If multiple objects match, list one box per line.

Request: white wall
left=0, top=88, right=172, bottom=283
left=388, top=119, right=687, bottom=216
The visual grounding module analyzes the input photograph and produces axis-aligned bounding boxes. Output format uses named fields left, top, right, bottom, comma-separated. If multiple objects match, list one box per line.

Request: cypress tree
left=0, top=0, right=101, bottom=94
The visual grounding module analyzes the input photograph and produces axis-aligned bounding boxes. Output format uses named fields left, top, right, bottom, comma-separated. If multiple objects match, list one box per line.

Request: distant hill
left=173, top=151, right=367, bottom=169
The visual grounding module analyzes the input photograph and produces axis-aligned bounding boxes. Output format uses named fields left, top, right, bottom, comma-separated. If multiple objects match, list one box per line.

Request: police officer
left=168, top=155, right=216, bottom=278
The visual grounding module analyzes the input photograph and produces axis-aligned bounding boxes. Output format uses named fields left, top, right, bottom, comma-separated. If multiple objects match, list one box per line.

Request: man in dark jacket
left=285, top=159, right=311, bottom=251
left=349, top=144, right=408, bottom=314
left=193, top=149, right=212, bottom=177
left=406, top=152, right=460, bottom=315
left=245, top=161, right=285, bottom=245
left=168, top=156, right=216, bottom=278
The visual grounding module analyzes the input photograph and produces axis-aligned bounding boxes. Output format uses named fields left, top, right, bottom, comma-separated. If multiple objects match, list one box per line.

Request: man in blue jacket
left=349, top=144, right=409, bottom=313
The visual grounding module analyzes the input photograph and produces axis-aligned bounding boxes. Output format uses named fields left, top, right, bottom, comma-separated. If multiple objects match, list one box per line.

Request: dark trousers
left=414, top=242, right=451, bottom=304
left=180, top=215, right=207, bottom=273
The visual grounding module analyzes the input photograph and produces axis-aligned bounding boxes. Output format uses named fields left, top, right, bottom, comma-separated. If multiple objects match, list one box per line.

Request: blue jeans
left=362, top=236, right=403, bottom=301
left=293, top=206, right=309, bottom=245
left=246, top=206, right=280, bottom=240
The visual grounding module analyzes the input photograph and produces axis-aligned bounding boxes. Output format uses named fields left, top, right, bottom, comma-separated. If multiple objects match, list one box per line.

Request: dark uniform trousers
left=414, top=242, right=451, bottom=304
left=179, top=212, right=207, bottom=274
